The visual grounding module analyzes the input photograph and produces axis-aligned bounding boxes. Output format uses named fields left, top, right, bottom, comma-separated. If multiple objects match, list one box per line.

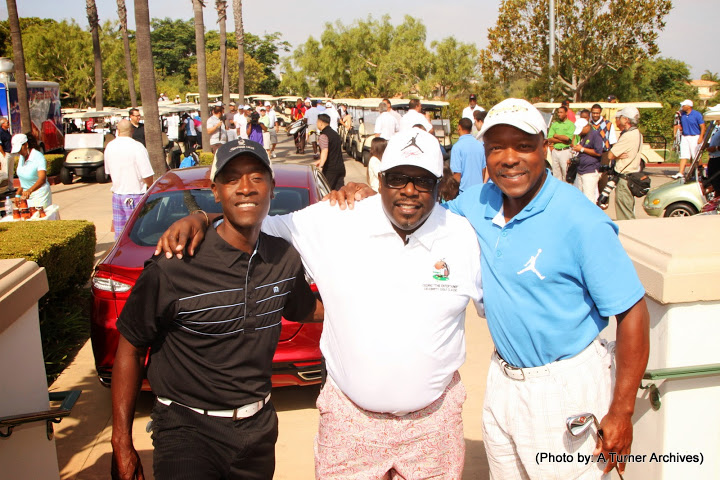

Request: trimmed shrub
left=198, top=151, right=214, bottom=165
left=0, top=220, right=96, bottom=294
left=13, top=153, right=65, bottom=177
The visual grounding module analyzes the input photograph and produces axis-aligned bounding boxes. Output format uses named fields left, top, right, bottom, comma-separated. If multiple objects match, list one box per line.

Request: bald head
left=117, top=119, right=132, bottom=137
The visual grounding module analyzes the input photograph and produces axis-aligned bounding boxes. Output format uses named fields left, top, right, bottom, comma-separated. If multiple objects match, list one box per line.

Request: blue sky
left=1, top=0, right=717, bottom=80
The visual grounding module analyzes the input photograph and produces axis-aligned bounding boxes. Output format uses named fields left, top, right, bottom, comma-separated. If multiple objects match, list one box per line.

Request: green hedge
left=197, top=151, right=214, bottom=166
left=0, top=220, right=96, bottom=294
left=13, top=153, right=64, bottom=177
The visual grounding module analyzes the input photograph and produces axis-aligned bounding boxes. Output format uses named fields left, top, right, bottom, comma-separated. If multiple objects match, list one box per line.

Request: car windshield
left=129, top=187, right=310, bottom=247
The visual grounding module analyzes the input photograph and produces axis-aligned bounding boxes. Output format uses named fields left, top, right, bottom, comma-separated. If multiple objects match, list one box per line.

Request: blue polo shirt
left=680, top=109, right=704, bottom=136
left=450, top=134, right=486, bottom=193
left=445, top=172, right=645, bottom=368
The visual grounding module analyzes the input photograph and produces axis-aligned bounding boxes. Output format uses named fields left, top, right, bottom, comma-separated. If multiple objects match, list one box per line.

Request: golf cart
left=61, top=110, right=121, bottom=184
left=643, top=105, right=720, bottom=217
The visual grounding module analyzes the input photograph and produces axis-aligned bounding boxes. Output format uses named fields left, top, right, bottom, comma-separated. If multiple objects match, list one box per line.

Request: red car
left=90, top=164, right=330, bottom=389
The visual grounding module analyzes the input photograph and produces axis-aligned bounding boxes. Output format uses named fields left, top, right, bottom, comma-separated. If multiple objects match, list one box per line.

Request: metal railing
left=640, top=363, right=720, bottom=410
left=0, top=390, right=81, bottom=441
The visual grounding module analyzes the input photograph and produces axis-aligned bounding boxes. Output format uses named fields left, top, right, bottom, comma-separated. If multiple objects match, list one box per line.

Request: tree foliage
left=149, top=18, right=195, bottom=79
left=281, top=15, right=477, bottom=99
left=190, top=49, right=265, bottom=94
left=483, top=0, right=672, bottom=100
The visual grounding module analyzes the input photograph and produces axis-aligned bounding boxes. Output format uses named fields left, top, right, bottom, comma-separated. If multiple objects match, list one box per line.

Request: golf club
left=566, top=413, right=626, bottom=480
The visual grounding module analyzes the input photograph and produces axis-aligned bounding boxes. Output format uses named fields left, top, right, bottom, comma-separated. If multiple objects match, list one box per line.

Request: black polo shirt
left=319, top=125, right=345, bottom=175
left=131, top=123, right=145, bottom=146
left=117, top=226, right=315, bottom=410
left=0, top=127, right=11, bottom=153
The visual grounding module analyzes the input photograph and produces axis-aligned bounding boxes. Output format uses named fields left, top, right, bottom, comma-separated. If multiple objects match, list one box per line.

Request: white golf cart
left=61, top=110, right=122, bottom=184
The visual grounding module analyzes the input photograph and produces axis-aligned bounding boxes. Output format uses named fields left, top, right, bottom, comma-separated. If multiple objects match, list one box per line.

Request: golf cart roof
left=703, top=104, right=720, bottom=121
left=63, top=109, right=125, bottom=119
left=533, top=101, right=662, bottom=111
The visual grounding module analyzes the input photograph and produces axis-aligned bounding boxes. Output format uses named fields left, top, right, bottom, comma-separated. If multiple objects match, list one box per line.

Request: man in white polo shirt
left=104, top=119, right=154, bottom=239
left=374, top=100, right=399, bottom=140
left=400, top=98, right=434, bottom=134
left=156, top=128, right=483, bottom=480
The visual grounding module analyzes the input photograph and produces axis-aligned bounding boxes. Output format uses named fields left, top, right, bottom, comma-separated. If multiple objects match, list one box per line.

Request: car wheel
left=95, top=165, right=110, bottom=183
left=362, top=150, right=371, bottom=168
left=59, top=166, right=73, bottom=185
left=663, top=202, right=697, bottom=217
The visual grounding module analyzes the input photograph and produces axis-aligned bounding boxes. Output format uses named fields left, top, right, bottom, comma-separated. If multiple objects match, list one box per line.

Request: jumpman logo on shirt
left=401, top=133, right=424, bottom=153
left=517, top=248, right=545, bottom=280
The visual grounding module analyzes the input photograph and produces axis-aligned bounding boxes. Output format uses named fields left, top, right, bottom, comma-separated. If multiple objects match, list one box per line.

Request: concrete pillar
left=0, top=258, right=59, bottom=479
left=618, top=217, right=720, bottom=479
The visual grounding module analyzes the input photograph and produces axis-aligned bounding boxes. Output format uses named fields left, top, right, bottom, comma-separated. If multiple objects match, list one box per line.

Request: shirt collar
left=208, top=218, right=270, bottom=267
left=365, top=195, right=447, bottom=251
left=482, top=169, right=557, bottom=223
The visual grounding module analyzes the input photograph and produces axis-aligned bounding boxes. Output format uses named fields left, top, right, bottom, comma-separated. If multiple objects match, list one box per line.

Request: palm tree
left=5, top=0, right=30, bottom=132
left=193, top=0, right=211, bottom=150
left=216, top=0, right=230, bottom=106
left=134, top=0, right=166, bottom=177
left=116, top=0, right=138, bottom=107
left=701, top=70, right=720, bottom=83
left=232, top=0, right=245, bottom=104
left=86, top=0, right=104, bottom=111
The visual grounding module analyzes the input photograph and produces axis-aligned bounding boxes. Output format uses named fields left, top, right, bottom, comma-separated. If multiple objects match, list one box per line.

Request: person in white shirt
left=366, top=136, right=387, bottom=192
left=462, top=94, right=485, bottom=121
left=104, top=120, right=154, bottom=239
left=264, top=101, right=279, bottom=158
left=234, top=105, right=250, bottom=140
left=324, top=100, right=340, bottom=133
left=156, top=128, right=483, bottom=480
left=400, top=98, right=434, bottom=134
left=206, top=106, right=227, bottom=154
left=374, top=100, right=399, bottom=140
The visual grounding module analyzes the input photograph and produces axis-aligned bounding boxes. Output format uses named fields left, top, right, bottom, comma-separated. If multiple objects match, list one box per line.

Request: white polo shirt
left=262, top=196, right=482, bottom=415
left=374, top=111, right=399, bottom=139
left=462, top=104, right=485, bottom=120
left=400, top=109, right=432, bottom=132
left=104, top=136, right=154, bottom=194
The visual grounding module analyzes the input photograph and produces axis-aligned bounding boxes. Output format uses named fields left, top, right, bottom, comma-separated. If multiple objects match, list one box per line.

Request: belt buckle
left=503, top=363, right=525, bottom=381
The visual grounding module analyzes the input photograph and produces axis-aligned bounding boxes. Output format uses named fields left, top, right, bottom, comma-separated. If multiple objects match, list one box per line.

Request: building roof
left=689, top=79, right=718, bottom=87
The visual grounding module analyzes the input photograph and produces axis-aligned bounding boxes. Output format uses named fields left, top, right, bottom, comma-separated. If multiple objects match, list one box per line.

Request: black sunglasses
left=381, top=172, right=439, bottom=192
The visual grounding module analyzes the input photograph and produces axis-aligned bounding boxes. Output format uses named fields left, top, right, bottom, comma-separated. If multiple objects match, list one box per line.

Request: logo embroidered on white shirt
left=517, top=248, right=546, bottom=280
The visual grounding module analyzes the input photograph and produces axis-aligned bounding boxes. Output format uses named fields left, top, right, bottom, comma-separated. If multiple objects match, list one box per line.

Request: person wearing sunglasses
left=155, top=127, right=483, bottom=479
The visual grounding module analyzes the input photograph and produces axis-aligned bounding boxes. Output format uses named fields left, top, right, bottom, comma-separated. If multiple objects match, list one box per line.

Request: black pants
left=151, top=400, right=278, bottom=480
left=707, top=157, right=720, bottom=193
left=323, top=171, right=345, bottom=191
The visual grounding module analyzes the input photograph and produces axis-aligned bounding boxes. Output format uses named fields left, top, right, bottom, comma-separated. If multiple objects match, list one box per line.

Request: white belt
left=157, top=393, right=271, bottom=420
left=494, top=351, right=550, bottom=381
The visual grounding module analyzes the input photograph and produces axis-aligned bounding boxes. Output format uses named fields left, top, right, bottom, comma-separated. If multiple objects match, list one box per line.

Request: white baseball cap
left=573, top=118, right=589, bottom=136
left=615, top=106, right=640, bottom=122
left=478, top=98, right=547, bottom=140
left=264, top=101, right=271, bottom=106
left=380, top=127, right=443, bottom=178
left=325, top=101, right=333, bottom=107
left=680, top=99, right=693, bottom=107
left=243, top=105, right=252, bottom=110
left=11, top=133, right=28, bottom=153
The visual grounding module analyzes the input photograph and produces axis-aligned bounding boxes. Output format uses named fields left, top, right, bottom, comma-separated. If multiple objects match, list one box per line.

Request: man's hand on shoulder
left=322, top=182, right=376, bottom=210
left=155, top=211, right=215, bottom=259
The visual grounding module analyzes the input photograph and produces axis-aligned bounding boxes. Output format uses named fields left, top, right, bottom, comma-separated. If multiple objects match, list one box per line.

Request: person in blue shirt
left=325, top=98, right=650, bottom=480
left=450, top=118, right=487, bottom=193
left=675, top=99, right=706, bottom=178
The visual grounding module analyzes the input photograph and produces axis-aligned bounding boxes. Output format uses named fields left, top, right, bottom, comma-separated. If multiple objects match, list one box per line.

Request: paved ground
left=47, top=135, right=674, bottom=479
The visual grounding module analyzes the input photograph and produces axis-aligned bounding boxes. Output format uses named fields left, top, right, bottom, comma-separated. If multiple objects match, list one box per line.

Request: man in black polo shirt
left=315, top=113, right=345, bottom=189
left=111, top=139, right=317, bottom=480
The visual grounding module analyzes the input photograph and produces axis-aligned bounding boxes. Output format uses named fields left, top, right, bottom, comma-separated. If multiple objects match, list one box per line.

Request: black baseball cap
left=469, top=94, right=477, bottom=100
left=211, top=139, right=273, bottom=181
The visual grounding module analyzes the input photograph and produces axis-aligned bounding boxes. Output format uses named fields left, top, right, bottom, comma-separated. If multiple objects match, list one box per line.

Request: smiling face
left=591, top=107, right=602, bottom=123
left=379, top=165, right=438, bottom=240
left=484, top=125, right=548, bottom=217
left=212, top=156, right=274, bottom=235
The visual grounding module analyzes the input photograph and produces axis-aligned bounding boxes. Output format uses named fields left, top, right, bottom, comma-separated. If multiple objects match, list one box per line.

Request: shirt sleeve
left=135, top=144, right=154, bottom=178
left=318, top=134, right=329, bottom=150
left=590, top=133, right=604, bottom=155
left=35, top=152, right=47, bottom=172
left=281, top=264, right=316, bottom=323
left=374, top=115, right=383, bottom=135
left=450, top=142, right=464, bottom=174
left=609, top=133, right=630, bottom=157
left=116, top=260, right=178, bottom=348
left=575, top=217, right=645, bottom=317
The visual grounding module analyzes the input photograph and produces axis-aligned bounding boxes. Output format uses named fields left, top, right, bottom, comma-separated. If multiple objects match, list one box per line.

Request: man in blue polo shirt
left=674, top=99, right=706, bottom=178
left=450, top=117, right=487, bottom=192
left=321, top=99, right=650, bottom=479
left=446, top=99, right=649, bottom=479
